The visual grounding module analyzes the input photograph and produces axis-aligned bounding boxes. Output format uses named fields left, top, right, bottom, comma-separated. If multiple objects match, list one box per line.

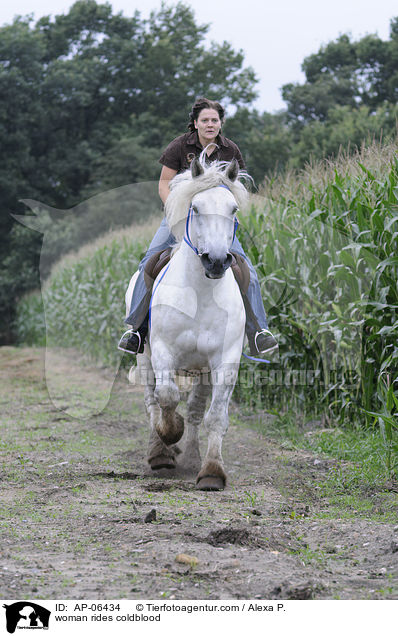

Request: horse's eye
left=192, top=205, right=199, bottom=214
left=232, top=206, right=239, bottom=215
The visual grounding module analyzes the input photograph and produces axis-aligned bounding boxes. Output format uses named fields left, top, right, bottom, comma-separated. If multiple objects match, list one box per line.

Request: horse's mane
left=165, top=161, right=250, bottom=239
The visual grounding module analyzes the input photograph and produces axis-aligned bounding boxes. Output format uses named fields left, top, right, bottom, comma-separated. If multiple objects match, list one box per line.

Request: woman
left=118, top=97, right=277, bottom=357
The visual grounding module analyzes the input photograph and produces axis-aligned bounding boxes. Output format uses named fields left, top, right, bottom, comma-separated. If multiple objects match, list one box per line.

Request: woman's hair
left=188, top=97, right=225, bottom=132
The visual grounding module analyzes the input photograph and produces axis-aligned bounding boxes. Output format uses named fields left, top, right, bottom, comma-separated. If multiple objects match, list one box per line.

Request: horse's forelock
left=165, top=162, right=249, bottom=239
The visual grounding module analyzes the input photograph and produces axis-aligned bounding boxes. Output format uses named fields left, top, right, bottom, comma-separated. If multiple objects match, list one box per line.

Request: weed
left=243, top=489, right=259, bottom=508
left=291, top=545, right=329, bottom=566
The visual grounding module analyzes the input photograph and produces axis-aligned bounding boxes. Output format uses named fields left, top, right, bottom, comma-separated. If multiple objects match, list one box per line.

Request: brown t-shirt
left=159, top=131, right=246, bottom=173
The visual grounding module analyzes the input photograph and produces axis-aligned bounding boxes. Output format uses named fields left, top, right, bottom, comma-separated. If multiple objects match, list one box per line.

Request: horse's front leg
left=179, top=373, right=211, bottom=474
left=135, top=353, right=178, bottom=470
left=151, top=346, right=184, bottom=446
left=196, top=365, right=238, bottom=491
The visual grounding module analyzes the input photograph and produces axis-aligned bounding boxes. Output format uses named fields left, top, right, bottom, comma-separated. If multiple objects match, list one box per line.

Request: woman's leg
left=120, top=222, right=277, bottom=356
left=231, top=236, right=278, bottom=355
left=231, top=237, right=268, bottom=333
left=125, top=218, right=176, bottom=329
left=118, top=218, right=176, bottom=354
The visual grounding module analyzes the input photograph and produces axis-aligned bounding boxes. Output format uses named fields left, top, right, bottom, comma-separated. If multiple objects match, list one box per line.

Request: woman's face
left=194, top=108, right=222, bottom=142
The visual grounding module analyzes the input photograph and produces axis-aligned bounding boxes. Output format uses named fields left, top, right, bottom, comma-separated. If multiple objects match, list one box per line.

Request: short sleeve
left=159, top=138, right=182, bottom=171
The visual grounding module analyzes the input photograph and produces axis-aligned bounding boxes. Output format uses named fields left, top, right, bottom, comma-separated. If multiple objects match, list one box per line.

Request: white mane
left=165, top=161, right=250, bottom=240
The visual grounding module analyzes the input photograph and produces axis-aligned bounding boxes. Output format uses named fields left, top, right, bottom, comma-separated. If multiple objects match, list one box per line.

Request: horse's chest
left=151, top=267, right=244, bottom=361
left=152, top=271, right=238, bottom=323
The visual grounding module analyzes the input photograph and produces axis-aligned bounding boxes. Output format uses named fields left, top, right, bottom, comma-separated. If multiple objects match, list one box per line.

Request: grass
left=234, top=408, right=398, bottom=522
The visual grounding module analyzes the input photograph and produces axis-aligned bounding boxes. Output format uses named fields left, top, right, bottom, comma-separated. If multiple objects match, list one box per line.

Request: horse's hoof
left=196, top=460, right=226, bottom=491
left=196, top=476, right=225, bottom=491
left=149, top=455, right=176, bottom=470
left=156, top=411, right=184, bottom=446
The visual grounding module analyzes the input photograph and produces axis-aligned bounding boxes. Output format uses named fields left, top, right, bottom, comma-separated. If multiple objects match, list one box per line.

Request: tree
left=287, top=104, right=398, bottom=169
left=282, top=19, right=398, bottom=128
left=224, top=108, right=291, bottom=183
left=0, top=0, right=258, bottom=343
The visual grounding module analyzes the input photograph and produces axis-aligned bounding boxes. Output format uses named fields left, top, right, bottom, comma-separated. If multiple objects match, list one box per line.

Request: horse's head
left=188, top=158, right=241, bottom=279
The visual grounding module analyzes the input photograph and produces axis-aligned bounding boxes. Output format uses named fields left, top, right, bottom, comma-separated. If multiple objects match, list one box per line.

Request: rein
left=242, top=352, right=270, bottom=364
left=148, top=263, right=170, bottom=329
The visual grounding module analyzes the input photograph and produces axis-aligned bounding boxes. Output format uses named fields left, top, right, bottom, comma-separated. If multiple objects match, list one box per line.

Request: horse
left=126, top=158, right=249, bottom=490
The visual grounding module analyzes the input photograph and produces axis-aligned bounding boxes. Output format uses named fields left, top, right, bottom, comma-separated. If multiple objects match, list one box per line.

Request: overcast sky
left=1, top=0, right=397, bottom=112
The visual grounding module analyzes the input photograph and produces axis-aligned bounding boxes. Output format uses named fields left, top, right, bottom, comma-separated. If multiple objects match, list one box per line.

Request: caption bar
left=1, top=599, right=396, bottom=634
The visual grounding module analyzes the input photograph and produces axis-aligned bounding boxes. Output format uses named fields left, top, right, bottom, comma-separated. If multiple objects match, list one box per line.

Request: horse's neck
left=178, top=241, right=205, bottom=280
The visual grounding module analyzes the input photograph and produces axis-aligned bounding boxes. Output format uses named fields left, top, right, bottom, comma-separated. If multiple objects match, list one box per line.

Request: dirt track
left=0, top=347, right=397, bottom=600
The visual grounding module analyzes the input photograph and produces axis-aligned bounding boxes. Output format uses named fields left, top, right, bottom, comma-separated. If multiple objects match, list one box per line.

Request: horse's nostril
left=225, top=253, right=233, bottom=267
left=200, top=253, right=211, bottom=266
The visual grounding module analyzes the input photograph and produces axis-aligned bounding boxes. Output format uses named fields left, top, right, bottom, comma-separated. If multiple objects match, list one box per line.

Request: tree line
left=1, top=0, right=398, bottom=343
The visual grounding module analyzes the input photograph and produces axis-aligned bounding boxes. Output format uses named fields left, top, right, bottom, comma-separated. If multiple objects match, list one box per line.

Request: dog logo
left=3, top=602, right=51, bottom=633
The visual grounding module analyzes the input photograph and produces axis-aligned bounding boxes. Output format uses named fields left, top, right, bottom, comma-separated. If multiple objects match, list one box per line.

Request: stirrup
left=117, top=329, right=142, bottom=354
left=254, top=329, right=278, bottom=355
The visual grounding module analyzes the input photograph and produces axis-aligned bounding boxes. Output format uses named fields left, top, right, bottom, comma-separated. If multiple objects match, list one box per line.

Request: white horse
left=126, top=158, right=249, bottom=490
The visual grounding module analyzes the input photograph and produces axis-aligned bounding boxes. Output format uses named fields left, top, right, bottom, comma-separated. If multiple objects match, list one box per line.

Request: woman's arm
left=158, top=165, right=177, bottom=204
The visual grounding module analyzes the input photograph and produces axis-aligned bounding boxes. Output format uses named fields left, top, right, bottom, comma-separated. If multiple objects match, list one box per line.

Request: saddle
left=144, top=248, right=174, bottom=288
left=144, top=248, right=250, bottom=295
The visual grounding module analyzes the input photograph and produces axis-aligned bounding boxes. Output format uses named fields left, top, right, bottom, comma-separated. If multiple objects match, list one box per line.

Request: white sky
left=1, top=0, right=397, bottom=112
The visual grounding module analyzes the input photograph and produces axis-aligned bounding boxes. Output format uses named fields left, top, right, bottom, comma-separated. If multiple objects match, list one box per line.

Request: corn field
left=16, top=143, right=398, bottom=476
left=16, top=238, right=144, bottom=368
left=236, top=143, right=398, bottom=475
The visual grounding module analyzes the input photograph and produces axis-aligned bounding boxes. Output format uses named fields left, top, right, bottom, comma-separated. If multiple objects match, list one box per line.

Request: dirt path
left=0, top=347, right=397, bottom=600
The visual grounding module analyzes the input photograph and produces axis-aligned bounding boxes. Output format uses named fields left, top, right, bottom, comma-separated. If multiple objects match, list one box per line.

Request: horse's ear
left=225, top=159, right=239, bottom=182
left=191, top=158, right=204, bottom=178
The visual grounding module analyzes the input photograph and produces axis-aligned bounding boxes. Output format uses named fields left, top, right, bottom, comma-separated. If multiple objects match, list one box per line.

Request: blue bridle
left=183, top=184, right=239, bottom=256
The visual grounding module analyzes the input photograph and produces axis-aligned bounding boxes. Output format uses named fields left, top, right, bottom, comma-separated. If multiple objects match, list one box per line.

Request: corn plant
left=362, top=366, right=398, bottom=479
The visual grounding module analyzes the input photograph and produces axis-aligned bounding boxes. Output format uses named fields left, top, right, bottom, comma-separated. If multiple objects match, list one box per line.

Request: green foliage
left=362, top=371, right=398, bottom=479
left=287, top=104, right=398, bottom=170
left=15, top=293, right=46, bottom=347
left=248, top=401, right=398, bottom=485
left=82, top=117, right=163, bottom=196
left=224, top=108, right=292, bottom=182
